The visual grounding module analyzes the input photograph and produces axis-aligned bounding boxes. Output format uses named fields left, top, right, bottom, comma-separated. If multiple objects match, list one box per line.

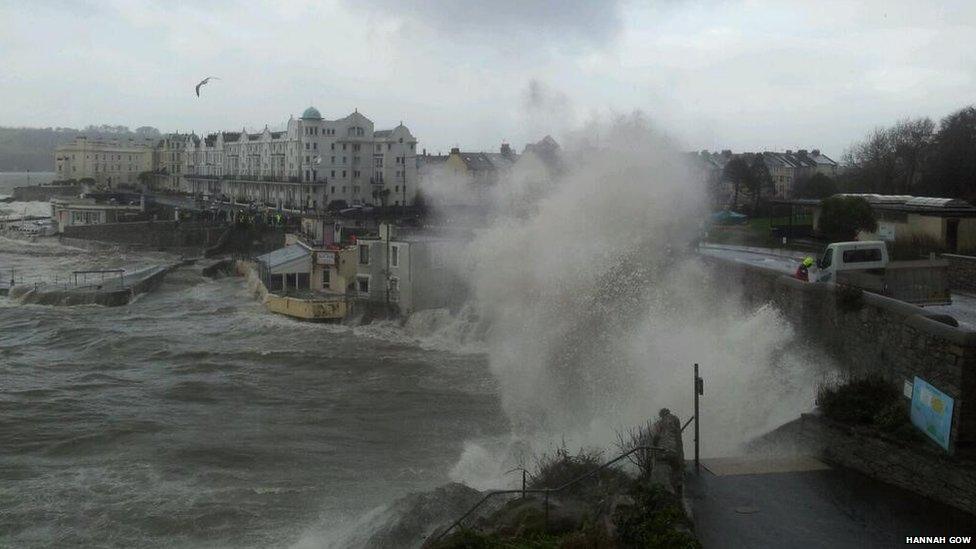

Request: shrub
left=614, top=483, right=700, bottom=549
left=528, top=445, right=629, bottom=499
left=819, top=196, right=877, bottom=241
left=817, top=375, right=896, bottom=425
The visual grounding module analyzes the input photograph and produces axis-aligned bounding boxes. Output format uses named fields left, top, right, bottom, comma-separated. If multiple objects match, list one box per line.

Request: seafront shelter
left=255, top=244, right=312, bottom=292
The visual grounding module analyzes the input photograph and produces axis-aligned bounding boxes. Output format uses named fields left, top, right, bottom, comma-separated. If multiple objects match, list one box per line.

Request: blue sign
left=910, top=376, right=954, bottom=451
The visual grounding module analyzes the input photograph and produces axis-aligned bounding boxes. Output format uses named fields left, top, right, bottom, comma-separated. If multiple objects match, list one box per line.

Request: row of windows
left=358, top=244, right=401, bottom=267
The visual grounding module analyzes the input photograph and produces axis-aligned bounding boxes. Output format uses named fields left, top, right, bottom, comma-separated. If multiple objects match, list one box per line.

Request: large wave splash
left=446, top=113, right=831, bottom=477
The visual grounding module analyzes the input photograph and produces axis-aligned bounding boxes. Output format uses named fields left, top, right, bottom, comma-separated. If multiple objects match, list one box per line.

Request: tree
left=890, top=117, right=934, bottom=194
left=793, top=173, right=838, bottom=199
left=842, top=127, right=896, bottom=194
left=841, top=117, right=934, bottom=195
left=819, top=196, right=877, bottom=241
left=137, top=171, right=154, bottom=190
left=924, top=106, right=976, bottom=202
left=746, top=154, right=773, bottom=211
left=721, top=156, right=752, bottom=208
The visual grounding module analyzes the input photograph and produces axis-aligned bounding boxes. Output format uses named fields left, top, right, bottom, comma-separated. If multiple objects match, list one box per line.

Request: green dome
left=301, top=106, right=322, bottom=120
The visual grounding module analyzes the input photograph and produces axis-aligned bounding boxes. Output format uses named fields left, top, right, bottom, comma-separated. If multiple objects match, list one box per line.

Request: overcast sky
left=2, top=0, right=975, bottom=159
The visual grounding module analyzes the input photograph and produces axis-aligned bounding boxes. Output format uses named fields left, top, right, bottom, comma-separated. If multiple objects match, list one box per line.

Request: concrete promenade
left=688, top=459, right=976, bottom=548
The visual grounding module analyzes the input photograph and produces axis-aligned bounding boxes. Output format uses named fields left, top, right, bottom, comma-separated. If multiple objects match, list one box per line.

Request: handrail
left=430, top=444, right=669, bottom=543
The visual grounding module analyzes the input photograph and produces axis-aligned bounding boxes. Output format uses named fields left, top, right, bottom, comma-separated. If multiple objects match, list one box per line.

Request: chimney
left=422, top=148, right=427, bottom=156
left=721, top=149, right=732, bottom=157
left=450, top=147, right=460, bottom=155
left=812, top=149, right=821, bottom=157
left=500, top=143, right=513, bottom=158
left=798, top=149, right=808, bottom=157
left=786, top=150, right=793, bottom=155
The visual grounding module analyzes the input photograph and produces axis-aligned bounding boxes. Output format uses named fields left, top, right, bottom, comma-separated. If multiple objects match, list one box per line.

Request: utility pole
left=385, top=222, right=391, bottom=305
left=694, top=363, right=703, bottom=474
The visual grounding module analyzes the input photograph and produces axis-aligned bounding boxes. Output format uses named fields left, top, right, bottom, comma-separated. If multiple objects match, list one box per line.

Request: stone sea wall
left=11, top=184, right=81, bottom=202
left=943, top=253, right=976, bottom=294
left=796, top=413, right=976, bottom=514
left=702, top=255, right=976, bottom=454
left=62, top=220, right=225, bottom=249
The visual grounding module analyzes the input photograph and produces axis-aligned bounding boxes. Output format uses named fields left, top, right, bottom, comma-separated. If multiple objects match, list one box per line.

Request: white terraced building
left=182, top=107, right=419, bottom=210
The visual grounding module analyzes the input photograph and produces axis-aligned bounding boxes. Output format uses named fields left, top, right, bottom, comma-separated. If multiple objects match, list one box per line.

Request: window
left=342, top=170, right=346, bottom=178
left=357, top=276, right=370, bottom=294
left=313, top=142, right=317, bottom=150
left=305, top=143, right=310, bottom=150
left=842, top=248, right=883, bottom=263
left=390, top=245, right=399, bottom=267
left=821, top=249, right=833, bottom=268
left=395, top=185, right=399, bottom=192
left=322, top=269, right=331, bottom=287
left=359, top=244, right=370, bottom=265
left=331, top=143, right=335, bottom=150
left=389, top=277, right=399, bottom=300
left=331, top=186, right=335, bottom=193
left=353, top=144, right=360, bottom=152
left=375, top=157, right=383, bottom=168
left=331, top=156, right=335, bottom=164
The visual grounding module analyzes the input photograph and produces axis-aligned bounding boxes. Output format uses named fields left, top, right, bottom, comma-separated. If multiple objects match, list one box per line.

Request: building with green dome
left=179, top=106, right=419, bottom=210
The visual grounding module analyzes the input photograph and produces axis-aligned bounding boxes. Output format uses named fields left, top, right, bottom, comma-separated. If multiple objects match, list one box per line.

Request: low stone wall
left=943, top=253, right=976, bottom=294
left=795, top=413, right=976, bottom=514
left=703, top=255, right=976, bottom=453
left=61, top=220, right=226, bottom=249
left=12, top=184, right=80, bottom=201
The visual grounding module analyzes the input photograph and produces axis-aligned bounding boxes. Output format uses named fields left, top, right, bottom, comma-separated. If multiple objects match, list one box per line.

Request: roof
left=255, top=244, right=311, bottom=270
left=456, top=152, right=501, bottom=172
left=301, top=106, right=322, bottom=120
left=373, top=130, right=392, bottom=138
left=831, top=194, right=976, bottom=215
left=223, top=132, right=241, bottom=143
left=485, top=152, right=516, bottom=170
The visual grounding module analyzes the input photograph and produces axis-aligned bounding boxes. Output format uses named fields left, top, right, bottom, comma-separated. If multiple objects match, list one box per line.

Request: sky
left=2, top=0, right=975, bottom=159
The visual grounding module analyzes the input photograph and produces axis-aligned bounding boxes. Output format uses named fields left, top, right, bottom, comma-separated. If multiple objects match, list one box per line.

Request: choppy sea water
left=0, top=200, right=505, bottom=548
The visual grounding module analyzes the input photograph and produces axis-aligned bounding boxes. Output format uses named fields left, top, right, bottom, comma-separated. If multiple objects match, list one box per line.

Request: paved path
left=687, top=459, right=976, bottom=548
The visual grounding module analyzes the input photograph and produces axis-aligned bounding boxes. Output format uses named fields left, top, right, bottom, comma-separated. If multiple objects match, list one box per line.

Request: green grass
left=705, top=216, right=819, bottom=252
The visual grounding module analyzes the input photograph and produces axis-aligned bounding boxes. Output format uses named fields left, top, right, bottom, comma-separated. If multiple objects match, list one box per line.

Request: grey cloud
left=345, top=0, right=623, bottom=47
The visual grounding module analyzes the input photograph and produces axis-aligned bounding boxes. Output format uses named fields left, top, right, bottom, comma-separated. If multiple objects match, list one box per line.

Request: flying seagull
left=195, top=76, right=220, bottom=97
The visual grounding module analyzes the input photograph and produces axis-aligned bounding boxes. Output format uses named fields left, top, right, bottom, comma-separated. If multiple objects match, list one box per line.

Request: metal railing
left=431, top=364, right=706, bottom=544
left=430, top=443, right=673, bottom=543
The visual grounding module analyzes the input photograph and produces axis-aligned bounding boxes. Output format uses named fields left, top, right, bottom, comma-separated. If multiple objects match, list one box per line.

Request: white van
left=814, top=241, right=888, bottom=283
left=814, top=241, right=950, bottom=306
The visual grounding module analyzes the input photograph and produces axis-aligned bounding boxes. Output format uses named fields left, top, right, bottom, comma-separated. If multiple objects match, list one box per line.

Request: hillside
left=0, top=126, right=160, bottom=172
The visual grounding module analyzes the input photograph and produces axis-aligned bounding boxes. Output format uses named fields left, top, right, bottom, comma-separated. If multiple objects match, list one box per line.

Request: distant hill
left=0, top=125, right=161, bottom=172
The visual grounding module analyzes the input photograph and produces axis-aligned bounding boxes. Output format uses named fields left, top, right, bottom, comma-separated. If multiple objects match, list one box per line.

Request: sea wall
left=11, top=264, right=175, bottom=307
left=943, top=253, right=976, bottom=294
left=61, top=220, right=225, bottom=250
left=702, top=255, right=976, bottom=453
left=12, top=184, right=81, bottom=201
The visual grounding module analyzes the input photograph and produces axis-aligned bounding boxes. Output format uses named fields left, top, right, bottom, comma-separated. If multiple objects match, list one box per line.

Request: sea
left=0, top=183, right=507, bottom=548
